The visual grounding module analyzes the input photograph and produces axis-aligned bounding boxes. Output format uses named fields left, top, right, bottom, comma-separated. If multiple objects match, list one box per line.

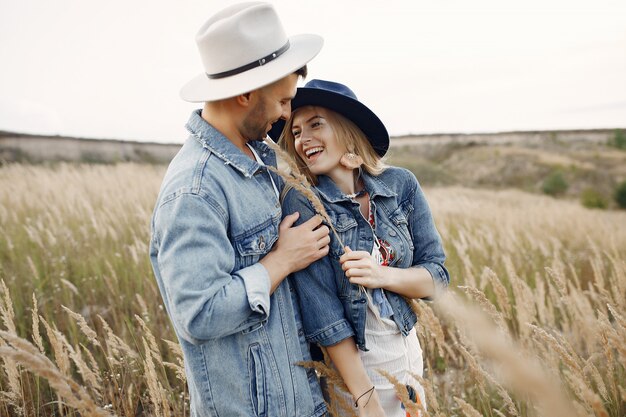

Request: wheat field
left=0, top=163, right=624, bottom=417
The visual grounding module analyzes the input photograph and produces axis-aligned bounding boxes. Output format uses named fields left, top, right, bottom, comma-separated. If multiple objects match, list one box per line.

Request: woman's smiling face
left=291, top=106, right=347, bottom=176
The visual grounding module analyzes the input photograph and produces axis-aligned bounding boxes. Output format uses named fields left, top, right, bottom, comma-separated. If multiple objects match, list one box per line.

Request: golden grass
left=0, top=163, right=624, bottom=416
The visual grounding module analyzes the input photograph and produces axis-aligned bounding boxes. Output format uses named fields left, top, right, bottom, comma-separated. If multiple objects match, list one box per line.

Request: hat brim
left=180, top=34, right=323, bottom=102
left=268, top=88, right=389, bottom=157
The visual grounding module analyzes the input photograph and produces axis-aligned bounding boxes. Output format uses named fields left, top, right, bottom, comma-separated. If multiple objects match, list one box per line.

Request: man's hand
left=260, top=212, right=330, bottom=292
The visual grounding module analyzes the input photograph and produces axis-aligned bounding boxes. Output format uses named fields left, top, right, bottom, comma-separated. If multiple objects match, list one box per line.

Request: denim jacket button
left=389, top=230, right=397, bottom=236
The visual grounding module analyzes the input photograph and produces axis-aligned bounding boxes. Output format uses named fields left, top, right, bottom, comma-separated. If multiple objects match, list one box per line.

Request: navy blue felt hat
left=268, top=79, right=389, bottom=157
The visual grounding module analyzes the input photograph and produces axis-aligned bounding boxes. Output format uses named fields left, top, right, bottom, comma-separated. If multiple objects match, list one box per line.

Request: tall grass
left=0, top=163, right=624, bottom=416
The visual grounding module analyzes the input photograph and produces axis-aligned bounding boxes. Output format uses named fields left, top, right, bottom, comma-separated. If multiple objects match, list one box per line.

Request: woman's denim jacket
left=282, top=168, right=449, bottom=351
left=149, top=110, right=326, bottom=417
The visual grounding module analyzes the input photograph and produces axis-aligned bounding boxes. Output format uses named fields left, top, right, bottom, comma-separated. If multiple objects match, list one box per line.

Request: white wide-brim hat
left=180, top=2, right=323, bottom=102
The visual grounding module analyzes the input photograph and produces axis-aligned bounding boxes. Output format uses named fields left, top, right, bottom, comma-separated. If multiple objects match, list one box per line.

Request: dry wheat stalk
left=31, top=294, right=45, bottom=354
left=62, top=305, right=101, bottom=347
left=142, top=337, right=164, bottom=417
left=39, top=317, right=71, bottom=377
left=455, top=332, right=519, bottom=416
left=437, top=293, right=582, bottom=417
left=606, top=303, right=626, bottom=335
left=135, top=314, right=160, bottom=359
left=60, top=278, right=80, bottom=296
left=325, top=384, right=357, bottom=417
left=26, top=256, right=39, bottom=279
left=125, top=384, right=137, bottom=417
left=528, top=325, right=584, bottom=379
left=606, top=252, right=625, bottom=310
left=492, top=408, right=509, bottom=417
left=582, top=360, right=609, bottom=401
left=454, top=397, right=483, bottom=417
left=505, top=257, right=536, bottom=338
left=545, top=264, right=568, bottom=300
left=160, top=382, right=172, bottom=417
left=0, top=279, right=17, bottom=334
left=534, top=277, right=550, bottom=329
left=97, top=315, right=138, bottom=366
left=297, top=350, right=356, bottom=417
left=0, top=337, right=23, bottom=413
left=0, top=280, right=23, bottom=410
left=458, top=285, right=508, bottom=334
left=161, top=361, right=185, bottom=384
left=162, top=339, right=185, bottom=384
left=562, top=370, right=609, bottom=417
left=136, top=294, right=150, bottom=321
left=62, top=337, right=103, bottom=399
left=0, top=330, right=114, bottom=417
left=410, top=372, right=443, bottom=416
left=455, top=343, right=487, bottom=397
left=483, top=267, right=512, bottom=319
left=377, top=368, right=425, bottom=417
left=597, top=315, right=623, bottom=402
left=410, top=300, right=446, bottom=358
left=81, top=343, right=102, bottom=381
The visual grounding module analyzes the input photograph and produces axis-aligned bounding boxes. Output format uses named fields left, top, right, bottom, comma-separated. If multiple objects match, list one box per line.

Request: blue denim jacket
left=149, top=110, right=326, bottom=417
left=282, top=168, right=449, bottom=351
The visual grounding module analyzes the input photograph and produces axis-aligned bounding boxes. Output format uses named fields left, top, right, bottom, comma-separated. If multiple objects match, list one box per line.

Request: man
left=149, top=3, right=329, bottom=416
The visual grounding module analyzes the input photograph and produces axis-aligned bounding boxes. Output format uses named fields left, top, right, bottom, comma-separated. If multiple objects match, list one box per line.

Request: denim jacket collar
left=315, top=171, right=397, bottom=204
left=185, top=109, right=276, bottom=178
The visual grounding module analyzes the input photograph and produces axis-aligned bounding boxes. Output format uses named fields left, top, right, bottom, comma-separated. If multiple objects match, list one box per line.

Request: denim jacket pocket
left=328, top=212, right=358, bottom=258
left=234, top=218, right=278, bottom=269
left=248, top=343, right=267, bottom=417
left=389, top=206, right=414, bottom=252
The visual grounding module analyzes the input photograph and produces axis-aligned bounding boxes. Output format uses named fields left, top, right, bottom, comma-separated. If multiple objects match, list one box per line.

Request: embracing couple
left=149, top=2, right=450, bottom=416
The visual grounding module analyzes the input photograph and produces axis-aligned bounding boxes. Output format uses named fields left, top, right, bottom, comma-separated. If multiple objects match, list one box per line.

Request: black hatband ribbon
left=206, top=41, right=290, bottom=79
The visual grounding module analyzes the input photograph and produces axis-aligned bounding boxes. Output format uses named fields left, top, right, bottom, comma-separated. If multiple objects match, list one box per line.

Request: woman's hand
left=339, top=247, right=388, bottom=289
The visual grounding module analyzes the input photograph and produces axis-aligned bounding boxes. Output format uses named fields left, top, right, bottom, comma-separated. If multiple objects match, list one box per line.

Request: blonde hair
left=278, top=106, right=386, bottom=185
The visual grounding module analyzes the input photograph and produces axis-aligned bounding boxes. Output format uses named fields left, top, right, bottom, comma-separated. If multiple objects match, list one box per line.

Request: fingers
left=301, top=214, right=323, bottom=229
left=293, top=215, right=329, bottom=240
left=279, top=212, right=300, bottom=231
left=339, top=250, right=370, bottom=265
left=341, top=258, right=372, bottom=271
left=344, top=267, right=369, bottom=278
left=347, top=276, right=370, bottom=287
left=312, top=224, right=330, bottom=240
left=318, top=234, right=331, bottom=249
left=317, top=244, right=330, bottom=257
left=307, top=239, right=330, bottom=263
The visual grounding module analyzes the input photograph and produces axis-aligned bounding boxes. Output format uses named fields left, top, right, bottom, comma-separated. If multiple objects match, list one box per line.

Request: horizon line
left=1, top=127, right=624, bottom=147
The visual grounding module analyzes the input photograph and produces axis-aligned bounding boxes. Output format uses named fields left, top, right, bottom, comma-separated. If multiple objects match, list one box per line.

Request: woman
left=271, top=80, right=449, bottom=417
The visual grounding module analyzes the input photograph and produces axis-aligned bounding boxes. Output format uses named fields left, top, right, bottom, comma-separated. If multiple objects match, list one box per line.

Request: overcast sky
left=1, top=0, right=625, bottom=143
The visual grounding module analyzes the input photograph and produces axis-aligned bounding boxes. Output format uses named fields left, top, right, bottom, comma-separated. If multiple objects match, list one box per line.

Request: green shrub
left=580, top=188, right=607, bottom=209
left=541, top=170, right=569, bottom=196
left=614, top=180, right=626, bottom=209
left=609, top=129, right=626, bottom=149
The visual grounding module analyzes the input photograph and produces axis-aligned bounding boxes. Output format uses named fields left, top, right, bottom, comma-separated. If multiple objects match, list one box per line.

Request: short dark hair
left=295, top=65, right=307, bottom=79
